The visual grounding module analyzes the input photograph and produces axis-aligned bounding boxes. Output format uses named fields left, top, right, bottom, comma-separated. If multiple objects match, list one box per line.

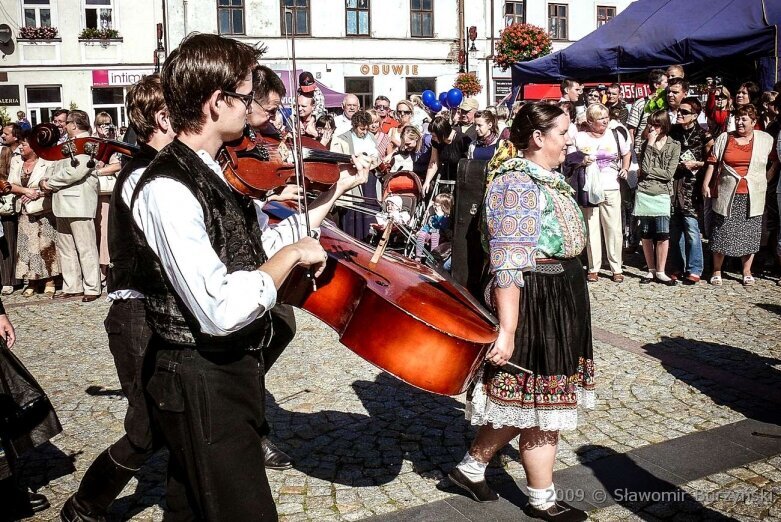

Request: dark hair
left=475, top=110, right=497, bottom=131
left=2, top=123, right=23, bottom=141
left=608, top=106, right=624, bottom=121
left=668, top=77, right=689, bottom=92
left=735, top=103, right=758, bottom=121
left=351, top=110, right=372, bottom=129
left=126, top=73, right=166, bottom=143
left=557, top=101, right=575, bottom=122
left=374, top=95, right=390, bottom=104
left=509, top=102, right=565, bottom=150
left=429, top=115, right=452, bottom=142
left=737, top=81, right=761, bottom=106
left=52, top=109, right=69, bottom=119
left=647, top=109, right=671, bottom=135
left=648, top=69, right=667, bottom=89
left=161, top=33, right=262, bottom=134
left=315, top=113, right=334, bottom=130
left=680, top=96, right=702, bottom=114
left=559, top=79, right=580, bottom=95
left=252, top=65, right=286, bottom=102
left=69, top=110, right=91, bottom=132
left=608, top=82, right=621, bottom=92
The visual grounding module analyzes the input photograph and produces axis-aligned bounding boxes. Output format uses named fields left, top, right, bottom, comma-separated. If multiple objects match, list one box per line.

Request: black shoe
left=261, top=437, right=293, bottom=470
left=447, top=467, right=499, bottom=502
left=60, top=494, right=106, bottom=522
left=29, top=491, right=50, bottom=513
left=523, top=501, right=588, bottom=521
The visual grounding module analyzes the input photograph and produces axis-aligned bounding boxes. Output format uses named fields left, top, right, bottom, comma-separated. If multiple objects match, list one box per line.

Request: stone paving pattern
left=4, top=262, right=781, bottom=521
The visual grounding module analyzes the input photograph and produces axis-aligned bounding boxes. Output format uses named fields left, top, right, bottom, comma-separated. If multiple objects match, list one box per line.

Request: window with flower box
left=22, top=0, right=51, bottom=28
left=85, top=0, right=114, bottom=31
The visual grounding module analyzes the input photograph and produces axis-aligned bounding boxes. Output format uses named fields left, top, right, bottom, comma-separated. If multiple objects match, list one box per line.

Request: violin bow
left=283, top=4, right=317, bottom=290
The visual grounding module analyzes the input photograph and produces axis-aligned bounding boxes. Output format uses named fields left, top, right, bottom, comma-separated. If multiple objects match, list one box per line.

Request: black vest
left=107, top=142, right=156, bottom=294
left=131, top=139, right=271, bottom=350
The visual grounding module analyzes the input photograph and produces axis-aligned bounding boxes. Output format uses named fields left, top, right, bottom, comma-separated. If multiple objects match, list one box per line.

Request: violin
left=27, top=123, right=139, bottom=168
left=219, top=129, right=388, bottom=198
left=265, top=201, right=498, bottom=396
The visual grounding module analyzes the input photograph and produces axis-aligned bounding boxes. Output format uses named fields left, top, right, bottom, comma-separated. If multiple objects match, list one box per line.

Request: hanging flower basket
left=494, top=23, right=552, bottom=71
left=454, top=73, right=482, bottom=97
left=19, top=26, right=59, bottom=40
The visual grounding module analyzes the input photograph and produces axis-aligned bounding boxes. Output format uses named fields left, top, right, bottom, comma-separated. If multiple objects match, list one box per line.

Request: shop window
left=344, top=77, right=373, bottom=110
left=406, top=77, right=436, bottom=99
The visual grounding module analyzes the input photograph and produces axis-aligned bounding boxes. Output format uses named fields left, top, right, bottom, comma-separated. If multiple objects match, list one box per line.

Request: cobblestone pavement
left=5, top=261, right=781, bottom=521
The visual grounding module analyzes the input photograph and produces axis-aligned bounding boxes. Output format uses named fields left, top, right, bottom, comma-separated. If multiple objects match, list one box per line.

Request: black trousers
left=146, top=340, right=277, bottom=521
left=259, top=304, right=296, bottom=438
left=104, top=299, right=157, bottom=468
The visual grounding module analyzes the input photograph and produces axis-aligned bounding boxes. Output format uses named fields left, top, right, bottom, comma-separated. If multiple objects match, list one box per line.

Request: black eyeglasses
left=222, top=90, right=254, bottom=112
left=397, top=110, right=412, bottom=115
left=677, top=109, right=694, bottom=116
left=374, top=105, right=389, bottom=110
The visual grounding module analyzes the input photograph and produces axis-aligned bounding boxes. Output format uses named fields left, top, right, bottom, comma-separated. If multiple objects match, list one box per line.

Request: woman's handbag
left=0, top=194, right=16, bottom=216
left=22, top=195, right=51, bottom=216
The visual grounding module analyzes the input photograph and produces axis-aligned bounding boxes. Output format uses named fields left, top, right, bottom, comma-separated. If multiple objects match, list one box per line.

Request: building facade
left=0, top=0, right=162, bottom=127
left=0, top=0, right=634, bottom=125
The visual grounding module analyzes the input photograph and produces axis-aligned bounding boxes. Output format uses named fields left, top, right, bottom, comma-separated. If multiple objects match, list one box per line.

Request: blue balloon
left=421, top=90, right=436, bottom=105
left=429, top=100, right=443, bottom=113
left=438, top=92, right=448, bottom=106
left=447, top=88, right=463, bottom=109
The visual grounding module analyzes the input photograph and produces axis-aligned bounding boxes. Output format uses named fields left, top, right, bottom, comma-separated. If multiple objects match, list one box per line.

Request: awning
left=273, top=69, right=346, bottom=108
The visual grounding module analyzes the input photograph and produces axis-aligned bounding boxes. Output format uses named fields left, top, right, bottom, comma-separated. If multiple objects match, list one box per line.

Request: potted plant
left=18, top=26, right=59, bottom=40
left=454, top=73, right=482, bottom=97
left=493, top=23, right=552, bottom=71
left=79, top=28, right=121, bottom=40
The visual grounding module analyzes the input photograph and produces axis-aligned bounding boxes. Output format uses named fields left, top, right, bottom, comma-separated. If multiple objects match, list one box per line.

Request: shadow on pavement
left=641, top=336, right=781, bottom=425
left=85, top=385, right=125, bottom=397
left=574, top=444, right=734, bottom=520
left=16, top=441, right=76, bottom=491
left=266, top=372, right=479, bottom=487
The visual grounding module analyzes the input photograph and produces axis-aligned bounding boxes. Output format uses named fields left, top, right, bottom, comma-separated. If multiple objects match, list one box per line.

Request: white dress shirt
left=132, top=149, right=313, bottom=337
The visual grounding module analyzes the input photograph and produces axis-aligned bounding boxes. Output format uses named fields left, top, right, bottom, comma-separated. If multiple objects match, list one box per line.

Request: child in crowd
left=415, top=193, right=452, bottom=261
left=373, top=195, right=411, bottom=232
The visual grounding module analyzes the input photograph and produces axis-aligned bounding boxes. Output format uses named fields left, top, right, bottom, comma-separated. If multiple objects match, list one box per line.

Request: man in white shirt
left=61, top=74, right=176, bottom=522
left=333, top=93, right=360, bottom=135
left=129, top=34, right=370, bottom=520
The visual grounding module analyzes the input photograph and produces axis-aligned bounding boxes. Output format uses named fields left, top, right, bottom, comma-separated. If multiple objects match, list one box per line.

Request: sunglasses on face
left=397, top=110, right=412, bottom=116
left=222, top=90, right=254, bottom=111
left=677, top=109, right=693, bottom=116
left=374, top=105, right=389, bottom=110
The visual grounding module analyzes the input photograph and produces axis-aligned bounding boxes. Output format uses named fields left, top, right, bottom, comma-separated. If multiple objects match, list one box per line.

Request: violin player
left=60, top=74, right=176, bottom=521
left=128, top=34, right=371, bottom=520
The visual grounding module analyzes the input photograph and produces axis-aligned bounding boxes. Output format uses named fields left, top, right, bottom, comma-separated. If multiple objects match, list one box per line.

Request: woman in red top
left=702, top=104, right=774, bottom=286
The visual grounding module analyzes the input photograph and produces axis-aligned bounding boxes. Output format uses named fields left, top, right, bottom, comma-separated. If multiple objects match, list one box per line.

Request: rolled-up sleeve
left=484, top=172, right=542, bottom=287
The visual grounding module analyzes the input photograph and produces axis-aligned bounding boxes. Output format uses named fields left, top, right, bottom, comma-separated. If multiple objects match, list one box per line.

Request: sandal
left=44, top=281, right=56, bottom=295
left=742, top=275, right=755, bottom=286
left=22, top=287, right=35, bottom=297
left=709, top=274, right=723, bottom=286
left=586, top=272, right=599, bottom=283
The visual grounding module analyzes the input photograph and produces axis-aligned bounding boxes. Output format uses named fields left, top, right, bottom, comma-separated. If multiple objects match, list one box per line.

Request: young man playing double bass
left=129, top=34, right=370, bottom=520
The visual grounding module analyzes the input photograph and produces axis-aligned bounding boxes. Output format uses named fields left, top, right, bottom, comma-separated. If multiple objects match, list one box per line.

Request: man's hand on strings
left=266, top=183, right=303, bottom=203
left=335, top=154, right=372, bottom=194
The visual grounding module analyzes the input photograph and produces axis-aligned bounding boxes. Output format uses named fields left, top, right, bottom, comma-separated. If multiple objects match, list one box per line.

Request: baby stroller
left=369, top=170, right=425, bottom=257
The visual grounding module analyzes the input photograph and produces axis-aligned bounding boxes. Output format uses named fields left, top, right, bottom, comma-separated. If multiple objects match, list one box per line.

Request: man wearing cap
left=334, top=93, right=360, bottom=136
left=298, top=71, right=325, bottom=118
left=457, top=98, right=479, bottom=141
left=374, top=96, right=398, bottom=134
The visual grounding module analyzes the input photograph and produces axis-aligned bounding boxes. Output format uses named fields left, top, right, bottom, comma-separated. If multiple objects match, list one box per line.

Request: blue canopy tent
left=512, top=0, right=781, bottom=91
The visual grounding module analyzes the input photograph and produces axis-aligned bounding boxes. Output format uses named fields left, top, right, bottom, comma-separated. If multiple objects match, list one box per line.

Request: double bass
left=222, top=130, right=498, bottom=396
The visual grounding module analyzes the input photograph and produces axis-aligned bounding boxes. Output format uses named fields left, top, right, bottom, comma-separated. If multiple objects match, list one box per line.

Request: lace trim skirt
left=468, top=258, right=595, bottom=431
